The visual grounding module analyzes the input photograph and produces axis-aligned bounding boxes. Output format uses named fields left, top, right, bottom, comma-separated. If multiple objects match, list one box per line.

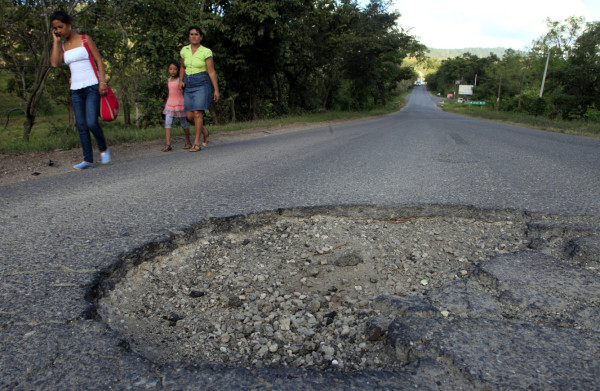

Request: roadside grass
left=1, top=90, right=408, bottom=155
left=441, top=100, right=600, bottom=139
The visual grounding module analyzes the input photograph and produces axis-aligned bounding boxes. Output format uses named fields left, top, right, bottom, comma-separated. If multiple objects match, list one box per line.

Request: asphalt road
left=1, top=86, right=599, bottom=390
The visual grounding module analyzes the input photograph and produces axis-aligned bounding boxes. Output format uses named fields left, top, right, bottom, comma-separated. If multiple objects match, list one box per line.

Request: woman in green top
left=179, top=26, right=220, bottom=152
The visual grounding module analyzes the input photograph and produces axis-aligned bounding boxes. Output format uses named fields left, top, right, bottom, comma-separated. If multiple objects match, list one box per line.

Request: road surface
left=1, top=86, right=599, bottom=389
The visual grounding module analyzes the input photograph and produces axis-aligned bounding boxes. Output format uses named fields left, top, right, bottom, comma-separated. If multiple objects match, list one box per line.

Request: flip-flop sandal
left=189, top=144, right=201, bottom=152
left=161, top=145, right=172, bottom=152
left=183, top=143, right=192, bottom=149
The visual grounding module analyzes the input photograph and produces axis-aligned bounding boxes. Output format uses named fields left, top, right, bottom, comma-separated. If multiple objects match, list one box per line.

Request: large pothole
left=96, top=206, right=600, bottom=374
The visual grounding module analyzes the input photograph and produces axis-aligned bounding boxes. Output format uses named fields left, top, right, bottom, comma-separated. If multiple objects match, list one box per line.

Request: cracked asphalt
left=1, top=86, right=599, bottom=390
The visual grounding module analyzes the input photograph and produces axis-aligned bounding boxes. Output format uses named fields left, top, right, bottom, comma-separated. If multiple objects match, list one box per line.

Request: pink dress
left=163, top=78, right=186, bottom=117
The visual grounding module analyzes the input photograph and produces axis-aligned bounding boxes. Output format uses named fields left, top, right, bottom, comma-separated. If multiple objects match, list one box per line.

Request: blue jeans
left=72, top=84, right=107, bottom=163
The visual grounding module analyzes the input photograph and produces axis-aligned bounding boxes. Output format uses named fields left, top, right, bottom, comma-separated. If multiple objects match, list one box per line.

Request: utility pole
left=496, top=72, right=502, bottom=111
left=453, top=80, right=456, bottom=100
left=539, top=51, right=550, bottom=97
left=518, top=68, right=525, bottom=109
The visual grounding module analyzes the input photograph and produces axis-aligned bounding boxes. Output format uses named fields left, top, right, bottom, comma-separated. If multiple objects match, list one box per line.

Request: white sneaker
left=101, top=149, right=111, bottom=164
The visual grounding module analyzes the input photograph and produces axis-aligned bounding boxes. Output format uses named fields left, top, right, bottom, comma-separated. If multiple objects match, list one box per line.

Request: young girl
left=162, top=61, right=191, bottom=151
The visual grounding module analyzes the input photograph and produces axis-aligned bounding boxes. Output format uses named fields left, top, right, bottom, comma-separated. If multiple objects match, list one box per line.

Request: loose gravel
left=98, top=207, right=542, bottom=372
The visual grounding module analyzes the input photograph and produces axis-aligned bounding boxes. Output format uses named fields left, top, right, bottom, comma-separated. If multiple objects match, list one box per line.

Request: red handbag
left=82, top=35, right=119, bottom=121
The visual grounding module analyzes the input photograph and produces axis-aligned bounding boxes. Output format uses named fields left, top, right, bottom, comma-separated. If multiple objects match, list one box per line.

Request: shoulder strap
left=81, top=34, right=100, bottom=82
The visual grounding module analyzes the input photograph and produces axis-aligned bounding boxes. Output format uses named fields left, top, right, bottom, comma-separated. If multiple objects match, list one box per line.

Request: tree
left=0, top=0, right=82, bottom=141
left=219, top=0, right=295, bottom=119
left=334, top=0, right=423, bottom=109
left=554, top=21, right=600, bottom=119
left=112, top=0, right=215, bottom=126
left=528, top=16, right=584, bottom=117
left=427, top=53, right=499, bottom=98
left=531, top=16, right=585, bottom=59
left=1, top=0, right=431, bottom=135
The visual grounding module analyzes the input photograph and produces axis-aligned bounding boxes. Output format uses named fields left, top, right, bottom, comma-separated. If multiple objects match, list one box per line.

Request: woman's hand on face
left=52, top=30, right=62, bottom=44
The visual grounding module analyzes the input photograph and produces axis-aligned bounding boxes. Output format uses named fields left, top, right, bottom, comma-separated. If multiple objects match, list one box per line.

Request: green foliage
left=0, top=0, right=82, bottom=140
left=551, top=21, right=600, bottom=120
left=427, top=16, right=600, bottom=124
left=0, top=103, right=406, bottom=154
left=1, top=0, right=422, bottom=137
left=442, top=100, right=600, bottom=139
left=530, top=97, right=548, bottom=116
left=583, top=106, right=600, bottom=123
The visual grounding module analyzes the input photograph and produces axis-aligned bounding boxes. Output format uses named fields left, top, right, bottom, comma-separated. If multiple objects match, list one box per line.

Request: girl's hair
left=188, top=26, right=204, bottom=36
left=167, top=60, right=180, bottom=72
left=50, top=10, right=72, bottom=24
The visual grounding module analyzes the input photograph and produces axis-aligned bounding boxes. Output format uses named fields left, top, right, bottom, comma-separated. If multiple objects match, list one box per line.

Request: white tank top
left=63, top=44, right=98, bottom=90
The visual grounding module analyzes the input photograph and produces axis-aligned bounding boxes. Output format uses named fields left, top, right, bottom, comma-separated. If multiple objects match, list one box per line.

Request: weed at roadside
left=442, top=101, right=600, bottom=139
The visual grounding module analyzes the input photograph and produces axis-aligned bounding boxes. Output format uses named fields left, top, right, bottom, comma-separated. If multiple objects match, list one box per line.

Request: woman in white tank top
left=50, top=10, right=111, bottom=169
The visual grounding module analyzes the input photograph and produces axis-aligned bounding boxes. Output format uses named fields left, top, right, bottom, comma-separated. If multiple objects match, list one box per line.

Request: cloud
left=391, top=0, right=600, bottom=49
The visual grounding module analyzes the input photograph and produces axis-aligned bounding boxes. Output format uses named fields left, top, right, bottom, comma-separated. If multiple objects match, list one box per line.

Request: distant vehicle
left=416, top=79, right=422, bottom=85
left=457, top=98, right=464, bottom=103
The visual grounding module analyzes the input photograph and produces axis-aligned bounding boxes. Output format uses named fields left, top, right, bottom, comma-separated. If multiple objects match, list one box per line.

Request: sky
left=386, top=0, right=600, bottom=50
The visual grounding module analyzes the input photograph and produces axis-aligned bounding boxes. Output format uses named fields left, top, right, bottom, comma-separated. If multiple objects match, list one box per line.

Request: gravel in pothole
left=98, top=212, right=529, bottom=371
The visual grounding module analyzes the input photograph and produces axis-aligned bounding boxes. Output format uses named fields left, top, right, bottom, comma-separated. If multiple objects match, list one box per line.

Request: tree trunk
left=321, top=71, right=338, bottom=109
left=321, top=81, right=331, bottom=109
left=230, top=96, right=237, bottom=123
left=123, top=96, right=131, bottom=125
left=517, top=68, right=525, bottom=110
left=23, top=117, right=35, bottom=142
left=135, top=103, right=141, bottom=127
left=379, top=83, right=386, bottom=106
left=252, top=71, right=259, bottom=120
left=276, top=75, right=283, bottom=108
left=251, top=94, right=257, bottom=120
left=23, top=67, right=51, bottom=141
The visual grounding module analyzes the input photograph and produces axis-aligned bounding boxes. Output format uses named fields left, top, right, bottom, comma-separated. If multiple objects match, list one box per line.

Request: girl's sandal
left=161, top=145, right=172, bottom=152
left=183, top=143, right=192, bottom=149
left=189, top=144, right=201, bottom=152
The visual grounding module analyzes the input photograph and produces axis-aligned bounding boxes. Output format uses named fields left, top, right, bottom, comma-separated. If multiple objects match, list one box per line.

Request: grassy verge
left=441, top=100, right=600, bottom=139
left=0, top=91, right=408, bottom=155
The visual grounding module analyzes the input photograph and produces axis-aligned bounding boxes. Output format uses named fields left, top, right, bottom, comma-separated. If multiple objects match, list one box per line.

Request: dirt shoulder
left=0, top=121, right=344, bottom=187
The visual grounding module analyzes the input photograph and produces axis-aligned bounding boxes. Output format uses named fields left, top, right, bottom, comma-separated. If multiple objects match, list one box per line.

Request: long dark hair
left=50, top=10, right=72, bottom=24
left=167, top=60, right=180, bottom=73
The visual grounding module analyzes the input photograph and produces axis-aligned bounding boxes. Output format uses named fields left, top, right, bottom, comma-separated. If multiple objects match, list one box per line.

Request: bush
left=530, top=97, right=548, bottom=116
left=584, top=105, right=600, bottom=123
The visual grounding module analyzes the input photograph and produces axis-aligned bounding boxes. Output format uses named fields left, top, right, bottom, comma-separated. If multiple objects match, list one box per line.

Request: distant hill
left=427, top=47, right=507, bottom=59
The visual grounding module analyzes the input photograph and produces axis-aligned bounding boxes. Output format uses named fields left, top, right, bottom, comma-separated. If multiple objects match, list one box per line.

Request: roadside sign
left=465, top=101, right=486, bottom=105
left=458, top=85, right=474, bottom=95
